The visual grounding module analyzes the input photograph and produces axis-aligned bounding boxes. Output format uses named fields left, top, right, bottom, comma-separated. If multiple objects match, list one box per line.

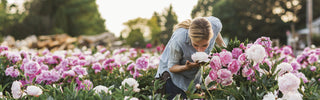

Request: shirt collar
left=185, top=30, right=192, bottom=46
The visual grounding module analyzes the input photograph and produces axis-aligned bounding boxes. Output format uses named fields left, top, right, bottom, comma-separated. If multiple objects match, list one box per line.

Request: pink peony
left=310, top=66, right=316, bottom=72
left=209, top=70, right=218, bottom=81
left=135, top=57, right=149, bottom=70
left=291, top=61, right=301, bottom=71
left=5, top=67, right=20, bottom=78
left=217, top=69, right=232, bottom=79
left=282, top=46, right=293, bottom=55
left=219, top=50, right=233, bottom=66
left=24, top=61, right=41, bottom=75
left=72, top=65, right=88, bottom=75
left=209, top=56, right=221, bottom=71
left=307, top=53, right=318, bottom=64
left=231, top=48, right=243, bottom=59
left=242, top=66, right=254, bottom=77
left=146, top=43, right=152, bottom=48
left=92, top=63, right=102, bottom=73
left=62, top=70, right=76, bottom=78
left=227, top=59, right=241, bottom=74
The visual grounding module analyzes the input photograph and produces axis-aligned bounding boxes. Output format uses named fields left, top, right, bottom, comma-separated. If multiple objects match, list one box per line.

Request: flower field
left=0, top=37, right=320, bottom=100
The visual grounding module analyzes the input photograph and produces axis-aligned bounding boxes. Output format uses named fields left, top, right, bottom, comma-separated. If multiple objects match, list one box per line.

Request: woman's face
left=191, top=39, right=210, bottom=52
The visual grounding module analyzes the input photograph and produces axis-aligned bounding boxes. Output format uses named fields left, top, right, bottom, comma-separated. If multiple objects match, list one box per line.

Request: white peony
left=275, top=62, right=293, bottom=76
left=191, top=52, right=210, bottom=63
left=121, top=78, right=140, bottom=92
left=278, top=73, right=300, bottom=94
left=281, top=91, right=303, bottom=100
left=26, top=86, right=43, bottom=97
left=263, top=92, right=276, bottom=100
left=11, top=81, right=23, bottom=99
left=93, top=85, right=112, bottom=94
left=245, top=44, right=266, bottom=63
left=204, top=75, right=216, bottom=90
left=124, top=96, right=139, bottom=100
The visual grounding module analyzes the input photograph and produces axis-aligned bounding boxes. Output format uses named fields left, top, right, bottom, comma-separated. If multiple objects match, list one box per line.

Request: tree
left=126, top=29, right=145, bottom=48
left=160, top=4, right=178, bottom=45
left=3, top=0, right=107, bottom=39
left=147, top=12, right=162, bottom=46
left=191, top=0, right=320, bottom=44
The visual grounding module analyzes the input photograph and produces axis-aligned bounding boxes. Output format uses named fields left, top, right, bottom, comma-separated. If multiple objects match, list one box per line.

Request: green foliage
left=148, top=12, right=162, bottom=46
left=191, top=0, right=320, bottom=45
left=126, top=29, right=145, bottom=48
left=2, top=0, right=106, bottom=39
left=160, top=4, right=178, bottom=45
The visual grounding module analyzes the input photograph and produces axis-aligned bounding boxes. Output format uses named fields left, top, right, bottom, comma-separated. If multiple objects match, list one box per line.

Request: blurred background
left=0, top=0, right=319, bottom=55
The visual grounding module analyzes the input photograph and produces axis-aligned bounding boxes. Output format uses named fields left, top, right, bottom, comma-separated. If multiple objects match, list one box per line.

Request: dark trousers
left=165, top=78, right=187, bottom=100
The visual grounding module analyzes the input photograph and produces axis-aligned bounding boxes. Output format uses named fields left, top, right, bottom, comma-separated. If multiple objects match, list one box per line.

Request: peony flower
left=92, top=63, right=102, bottom=73
left=209, top=56, right=221, bottom=71
left=124, top=96, right=139, bottom=100
left=205, top=75, right=216, bottom=90
left=146, top=43, right=152, bottom=48
left=220, top=78, right=233, bottom=86
left=62, top=70, right=76, bottom=78
left=26, top=86, right=43, bottom=97
left=78, top=80, right=93, bottom=90
left=281, top=91, right=303, bottom=100
left=231, top=48, right=243, bottom=59
left=5, top=66, right=20, bottom=78
left=191, top=52, right=210, bottom=63
left=275, top=62, right=293, bottom=76
left=217, top=69, right=232, bottom=79
left=219, top=50, right=233, bottom=66
left=291, top=61, right=301, bottom=71
left=278, top=73, right=300, bottom=94
left=24, top=61, right=41, bottom=75
left=135, top=57, right=149, bottom=70
left=209, top=70, right=218, bottom=81
left=310, top=66, right=316, bottom=71
left=11, top=81, right=23, bottom=99
left=263, top=92, right=276, bottom=100
left=242, top=66, right=254, bottom=77
left=282, top=46, right=293, bottom=55
left=227, top=59, right=241, bottom=74
left=93, top=85, right=111, bottom=94
left=72, top=65, right=88, bottom=75
left=121, top=78, right=140, bottom=92
left=293, top=72, right=308, bottom=83
left=245, top=44, right=266, bottom=63
left=307, top=53, right=318, bottom=64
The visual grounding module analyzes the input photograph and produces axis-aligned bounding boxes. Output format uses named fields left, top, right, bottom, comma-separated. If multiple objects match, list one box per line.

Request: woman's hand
left=185, top=60, right=201, bottom=70
left=169, top=60, right=201, bottom=73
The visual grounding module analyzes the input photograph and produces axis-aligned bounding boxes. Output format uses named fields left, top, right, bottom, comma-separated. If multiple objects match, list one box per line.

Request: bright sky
left=96, top=0, right=198, bottom=37
left=6, top=0, right=198, bottom=37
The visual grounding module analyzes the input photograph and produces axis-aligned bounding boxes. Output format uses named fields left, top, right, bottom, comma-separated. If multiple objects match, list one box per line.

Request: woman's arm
left=216, top=33, right=226, bottom=47
left=169, top=60, right=200, bottom=73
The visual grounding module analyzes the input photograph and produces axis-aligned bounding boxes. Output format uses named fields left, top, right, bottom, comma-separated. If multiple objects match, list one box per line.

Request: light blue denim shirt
left=155, top=16, right=222, bottom=91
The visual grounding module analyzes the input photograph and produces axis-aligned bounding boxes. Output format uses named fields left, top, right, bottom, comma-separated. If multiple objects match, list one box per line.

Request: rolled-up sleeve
left=167, top=40, right=182, bottom=69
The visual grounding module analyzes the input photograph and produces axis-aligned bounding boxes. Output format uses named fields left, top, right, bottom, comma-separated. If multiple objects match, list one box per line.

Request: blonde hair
left=173, top=17, right=213, bottom=43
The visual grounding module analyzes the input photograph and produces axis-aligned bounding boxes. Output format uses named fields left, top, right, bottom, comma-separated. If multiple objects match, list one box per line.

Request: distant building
left=297, top=17, right=320, bottom=35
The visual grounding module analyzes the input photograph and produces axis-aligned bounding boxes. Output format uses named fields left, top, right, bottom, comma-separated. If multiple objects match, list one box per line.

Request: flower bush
left=0, top=36, right=319, bottom=100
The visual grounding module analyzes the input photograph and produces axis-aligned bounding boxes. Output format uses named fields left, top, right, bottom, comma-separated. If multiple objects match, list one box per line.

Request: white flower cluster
left=245, top=44, right=266, bottom=63
left=26, top=85, right=43, bottom=97
left=93, top=85, right=112, bottom=94
left=191, top=52, right=210, bottom=63
left=11, top=81, right=23, bottom=99
left=121, top=78, right=140, bottom=92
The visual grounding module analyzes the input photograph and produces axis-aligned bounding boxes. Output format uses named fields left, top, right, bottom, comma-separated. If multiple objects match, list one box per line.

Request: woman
left=155, top=16, right=226, bottom=99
